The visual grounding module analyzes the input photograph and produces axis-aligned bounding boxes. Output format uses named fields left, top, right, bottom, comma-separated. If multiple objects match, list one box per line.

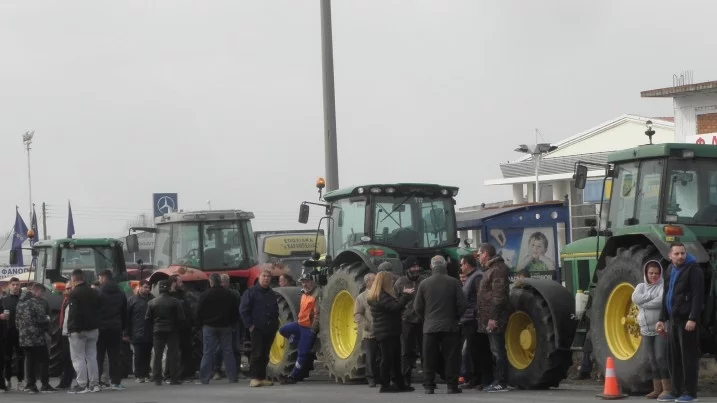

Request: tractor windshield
left=664, top=158, right=717, bottom=225
left=35, top=245, right=122, bottom=285
left=372, top=195, right=457, bottom=249
left=154, top=220, right=257, bottom=270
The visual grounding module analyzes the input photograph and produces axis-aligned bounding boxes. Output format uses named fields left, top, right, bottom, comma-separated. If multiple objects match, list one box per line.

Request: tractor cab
left=127, top=210, right=261, bottom=293
left=298, top=179, right=465, bottom=275
left=9, top=238, right=127, bottom=294
left=574, top=144, right=717, bottom=253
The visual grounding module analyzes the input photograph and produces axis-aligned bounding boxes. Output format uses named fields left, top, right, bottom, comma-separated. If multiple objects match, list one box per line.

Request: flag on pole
left=67, top=201, right=75, bottom=239
left=30, top=205, right=39, bottom=245
left=11, top=207, right=29, bottom=267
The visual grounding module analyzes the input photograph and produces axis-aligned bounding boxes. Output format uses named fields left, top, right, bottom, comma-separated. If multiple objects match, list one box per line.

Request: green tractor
left=266, top=180, right=475, bottom=383
left=9, top=238, right=135, bottom=378
left=555, top=142, right=717, bottom=393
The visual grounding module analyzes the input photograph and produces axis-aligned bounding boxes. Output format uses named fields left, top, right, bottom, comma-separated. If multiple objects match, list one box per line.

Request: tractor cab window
left=666, top=158, right=717, bottom=224
left=172, top=223, right=200, bottom=267
left=59, top=246, right=118, bottom=284
left=35, top=247, right=55, bottom=285
left=203, top=222, right=245, bottom=270
left=372, top=195, right=456, bottom=249
left=331, top=197, right=367, bottom=250
left=635, top=159, right=664, bottom=225
left=154, top=224, right=171, bottom=269
left=608, top=161, right=639, bottom=228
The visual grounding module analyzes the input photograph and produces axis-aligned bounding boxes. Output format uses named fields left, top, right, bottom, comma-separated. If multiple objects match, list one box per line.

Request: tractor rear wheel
left=267, top=287, right=301, bottom=381
left=588, top=245, right=660, bottom=394
left=506, top=284, right=573, bottom=389
left=319, top=261, right=370, bottom=384
left=48, top=312, right=63, bottom=378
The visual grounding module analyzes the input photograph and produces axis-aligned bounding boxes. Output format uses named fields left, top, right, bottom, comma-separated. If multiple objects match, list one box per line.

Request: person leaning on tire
left=278, top=273, right=320, bottom=385
left=240, top=268, right=279, bottom=388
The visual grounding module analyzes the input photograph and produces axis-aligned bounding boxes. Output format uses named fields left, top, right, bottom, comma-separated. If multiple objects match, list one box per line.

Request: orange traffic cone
left=596, top=357, right=627, bottom=400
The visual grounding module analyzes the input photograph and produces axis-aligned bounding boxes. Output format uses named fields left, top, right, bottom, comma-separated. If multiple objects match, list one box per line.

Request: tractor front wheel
left=267, top=287, right=301, bottom=381
left=506, top=284, right=573, bottom=389
left=319, top=261, right=370, bottom=384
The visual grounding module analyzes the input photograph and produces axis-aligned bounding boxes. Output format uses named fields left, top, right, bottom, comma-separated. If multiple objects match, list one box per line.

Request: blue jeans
left=279, top=322, right=315, bottom=378
left=199, top=326, right=236, bottom=383
left=214, top=326, right=240, bottom=372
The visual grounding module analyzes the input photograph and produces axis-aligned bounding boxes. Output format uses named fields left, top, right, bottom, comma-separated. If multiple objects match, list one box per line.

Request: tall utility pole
left=41, top=202, right=47, bottom=240
left=320, top=0, right=340, bottom=191
left=22, top=130, right=35, bottom=218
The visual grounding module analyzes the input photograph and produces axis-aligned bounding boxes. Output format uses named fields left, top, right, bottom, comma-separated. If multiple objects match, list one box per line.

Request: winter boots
left=645, top=379, right=662, bottom=399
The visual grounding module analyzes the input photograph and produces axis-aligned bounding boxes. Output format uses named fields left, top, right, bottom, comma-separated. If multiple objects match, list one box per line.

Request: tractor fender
left=597, top=234, right=709, bottom=271
left=333, top=250, right=403, bottom=274
left=146, top=266, right=210, bottom=284
left=513, top=278, right=577, bottom=351
left=273, top=286, right=302, bottom=320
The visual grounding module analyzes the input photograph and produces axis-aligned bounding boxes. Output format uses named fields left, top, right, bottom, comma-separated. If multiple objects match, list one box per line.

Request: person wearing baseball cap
left=279, top=273, right=320, bottom=384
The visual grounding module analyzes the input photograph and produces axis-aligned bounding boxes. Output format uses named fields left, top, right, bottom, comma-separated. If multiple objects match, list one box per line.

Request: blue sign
left=153, top=193, right=178, bottom=217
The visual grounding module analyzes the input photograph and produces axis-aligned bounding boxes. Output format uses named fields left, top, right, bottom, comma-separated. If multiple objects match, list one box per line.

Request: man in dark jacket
left=96, top=270, right=128, bottom=390
left=146, top=280, right=185, bottom=386
left=2, top=277, right=24, bottom=391
left=477, top=243, right=511, bottom=393
left=393, top=256, right=426, bottom=386
left=240, top=269, right=279, bottom=387
left=213, top=274, right=243, bottom=380
left=414, top=255, right=467, bottom=394
left=167, top=275, right=194, bottom=381
left=458, top=254, right=493, bottom=389
left=67, top=269, right=101, bottom=394
left=126, top=280, right=154, bottom=383
left=196, top=273, right=240, bottom=384
left=0, top=295, right=6, bottom=392
left=656, top=243, right=704, bottom=402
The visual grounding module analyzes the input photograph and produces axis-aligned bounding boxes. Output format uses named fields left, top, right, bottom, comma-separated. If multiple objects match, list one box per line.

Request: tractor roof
left=155, top=209, right=255, bottom=225
left=323, top=183, right=459, bottom=201
left=609, top=143, right=717, bottom=164
left=33, top=238, right=121, bottom=248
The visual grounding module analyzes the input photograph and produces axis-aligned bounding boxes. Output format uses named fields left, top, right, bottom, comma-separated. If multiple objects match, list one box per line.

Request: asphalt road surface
left=0, top=377, right=656, bottom=403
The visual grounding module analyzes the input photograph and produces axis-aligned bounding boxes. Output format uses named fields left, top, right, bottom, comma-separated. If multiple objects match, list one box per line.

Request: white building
left=484, top=114, right=675, bottom=240
left=641, top=79, right=717, bottom=144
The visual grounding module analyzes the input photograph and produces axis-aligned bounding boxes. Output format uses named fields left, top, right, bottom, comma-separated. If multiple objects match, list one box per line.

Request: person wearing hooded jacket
left=96, top=270, right=128, bottom=390
left=656, top=243, right=704, bottom=403
left=631, top=260, right=669, bottom=400
left=126, top=280, right=154, bottom=383
left=393, top=256, right=426, bottom=387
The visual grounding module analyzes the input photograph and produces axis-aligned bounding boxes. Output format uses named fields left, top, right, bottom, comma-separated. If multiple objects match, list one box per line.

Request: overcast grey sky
left=0, top=0, right=714, bottom=240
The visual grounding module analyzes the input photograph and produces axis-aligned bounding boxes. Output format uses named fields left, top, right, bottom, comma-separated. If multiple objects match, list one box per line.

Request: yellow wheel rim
left=506, top=311, right=536, bottom=370
left=269, top=327, right=286, bottom=365
left=330, top=290, right=357, bottom=360
left=604, top=282, right=641, bottom=360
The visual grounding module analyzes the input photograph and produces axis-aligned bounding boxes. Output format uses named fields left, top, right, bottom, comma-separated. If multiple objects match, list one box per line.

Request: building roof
left=500, top=151, right=610, bottom=179
left=641, top=80, right=717, bottom=98
left=511, top=114, right=673, bottom=164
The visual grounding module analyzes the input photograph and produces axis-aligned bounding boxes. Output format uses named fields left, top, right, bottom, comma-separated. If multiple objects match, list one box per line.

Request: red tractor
left=126, top=209, right=264, bottom=374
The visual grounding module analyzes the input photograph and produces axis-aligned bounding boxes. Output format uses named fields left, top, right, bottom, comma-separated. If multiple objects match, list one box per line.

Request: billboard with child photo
left=486, top=226, right=557, bottom=281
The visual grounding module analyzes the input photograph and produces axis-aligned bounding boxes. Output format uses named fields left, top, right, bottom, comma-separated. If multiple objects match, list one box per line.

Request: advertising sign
left=153, top=193, right=179, bottom=217
left=686, top=133, right=717, bottom=145
left=487, top=226, right=557, bottom=281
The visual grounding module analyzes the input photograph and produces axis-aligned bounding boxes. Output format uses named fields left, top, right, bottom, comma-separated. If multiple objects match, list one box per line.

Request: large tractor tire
left=267, top=286, right=302, bottom=381
left=506, top=280, right=574, bottom=389
left=587, top=245, right=660, bottom=394
left=48, top=311, right=64, bottom=378
left=319, top=261, right=370, bottom=384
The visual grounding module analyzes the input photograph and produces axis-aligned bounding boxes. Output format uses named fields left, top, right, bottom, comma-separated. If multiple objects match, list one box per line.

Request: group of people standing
left=354, top=243, right=512, bottom=394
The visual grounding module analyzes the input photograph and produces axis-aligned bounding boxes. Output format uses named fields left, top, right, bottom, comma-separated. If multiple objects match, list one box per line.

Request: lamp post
left=320, top=0, right=339, bottom=191
left=515, top=141, right=557, bottom=203
left=22, top=130, right=35, bottom=217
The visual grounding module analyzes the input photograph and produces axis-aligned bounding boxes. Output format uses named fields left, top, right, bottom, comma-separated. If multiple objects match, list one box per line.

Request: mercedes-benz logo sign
left=157, top=196, right=176, bottom=214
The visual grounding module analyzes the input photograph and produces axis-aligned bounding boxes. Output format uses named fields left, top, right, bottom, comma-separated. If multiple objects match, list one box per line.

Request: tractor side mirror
left=298, top=204, right=310, bottom=224
left=31, top=248, right=39, bottom=257
left=126, top=234, right=139, bottom=253
left=9, top=249, right=18, bottom=266
left=574, top=164, right=588, bottom=189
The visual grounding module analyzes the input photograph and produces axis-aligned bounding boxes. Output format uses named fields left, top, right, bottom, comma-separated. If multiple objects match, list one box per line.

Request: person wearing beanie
left=145, top=280, right=185, bottom=386
left=393, top=256, right=427, bottom=387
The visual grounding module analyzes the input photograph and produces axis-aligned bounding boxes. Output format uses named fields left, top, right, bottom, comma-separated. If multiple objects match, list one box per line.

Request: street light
left=515, top=142, right=558, bottom=202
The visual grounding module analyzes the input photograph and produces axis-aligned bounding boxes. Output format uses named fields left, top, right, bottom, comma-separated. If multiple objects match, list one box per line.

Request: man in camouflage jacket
left=16, top=284, right=52, bottom=393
